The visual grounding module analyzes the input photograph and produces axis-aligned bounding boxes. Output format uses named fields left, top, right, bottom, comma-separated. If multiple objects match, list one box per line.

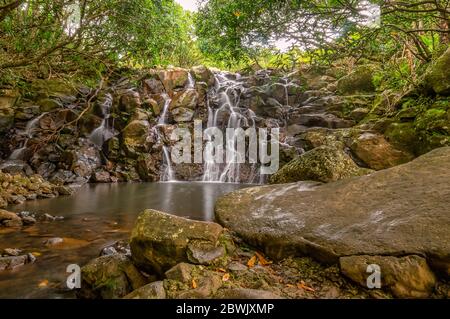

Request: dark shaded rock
left=216, top=147, right=450, bottom=269
left=130, top=209, right=224, bottom=275
left=78, top=254, right=147, bottom=299
left=291, top=113, right=355, bottom=129
left=424, top=47, right=450, bottom=95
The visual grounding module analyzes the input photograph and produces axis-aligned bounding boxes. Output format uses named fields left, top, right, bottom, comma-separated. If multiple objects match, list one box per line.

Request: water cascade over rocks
left=0, top=67, right=321, bottom=186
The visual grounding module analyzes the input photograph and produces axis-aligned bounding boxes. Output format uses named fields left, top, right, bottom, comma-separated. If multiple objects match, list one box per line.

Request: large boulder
left=340, top=255, right=436, bottom=298
left=349, top=133, right=414, bottom=170
left=270, top=145, right=371, bottom=184
left=424, top=46, right=450, bottom=95
left=130, top=209, right=225, bottom=275
left=337, top=66, right=375, bottom=95
left=78, top=254, right=147, bottom=299
left=216, top=147, right=450, bottom=277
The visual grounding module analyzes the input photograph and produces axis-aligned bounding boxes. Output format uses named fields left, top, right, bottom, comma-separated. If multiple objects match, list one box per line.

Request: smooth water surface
left=0, top=182, right=249, bottom=298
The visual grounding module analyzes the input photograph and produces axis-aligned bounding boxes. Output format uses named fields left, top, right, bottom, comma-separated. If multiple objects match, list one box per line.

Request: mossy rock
left=77, top=254, right=147, bottom=299
left=337, top=66, right=376, bottom=95
left=270, top=145, right=371, bottom=184
left=130, top=209, right=225, bottom=275
left=424, top=46, right=450, bottom=95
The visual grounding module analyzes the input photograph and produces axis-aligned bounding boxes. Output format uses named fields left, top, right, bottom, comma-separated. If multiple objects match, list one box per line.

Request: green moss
left=337, top=66, right=376, bottom=95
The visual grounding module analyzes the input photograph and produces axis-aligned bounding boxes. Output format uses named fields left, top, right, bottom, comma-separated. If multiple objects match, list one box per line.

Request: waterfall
left=89, top=93, right=116, bottom=148
left=157, top=93, right=176, bottom=182
left=187, top=72, right=195, bottom=89
left=202, top=72, right=260, bottom=184
left=9, top=112, right=48, bottom=160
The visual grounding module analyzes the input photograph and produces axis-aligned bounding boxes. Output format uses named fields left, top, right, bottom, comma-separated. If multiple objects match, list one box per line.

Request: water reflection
left=0, top=182, right=249, bottom=299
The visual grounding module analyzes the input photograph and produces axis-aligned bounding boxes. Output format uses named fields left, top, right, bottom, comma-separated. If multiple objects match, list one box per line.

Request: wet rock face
left=78, top=254, right=147, bottom=299
left=216, top=147, right=450, bottom=272
left=157, top=68, right=189, bottom=91
left=130, top=209, right=225, bottom=275
left=340, top=255, right=436, bottom=298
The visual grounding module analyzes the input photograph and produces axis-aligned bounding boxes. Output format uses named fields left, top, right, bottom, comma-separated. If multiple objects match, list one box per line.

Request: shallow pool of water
left=0, top=182, right=249, bottom=299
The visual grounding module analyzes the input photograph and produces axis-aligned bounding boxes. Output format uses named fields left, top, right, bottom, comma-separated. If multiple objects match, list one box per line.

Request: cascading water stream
left=9, top=112, right=48, bottom=160
left=89, top=93, right=116, bottom=148
left=202, top=72, right=260, bottom=184
left=157, top=93, right=175, bottom=182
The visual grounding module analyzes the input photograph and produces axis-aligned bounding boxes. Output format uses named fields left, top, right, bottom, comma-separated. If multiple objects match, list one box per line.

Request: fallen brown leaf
left=255, top=252, right=272, bottom=266
left=247, top=255, right=257, bottom=268
left=222, top=273, right=230, bottom=282
left=297, top=280, right=315, bottom=292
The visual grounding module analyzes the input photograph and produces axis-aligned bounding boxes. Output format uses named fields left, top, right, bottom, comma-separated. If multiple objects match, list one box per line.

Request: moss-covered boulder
left=384, top=97, right=450, bottom=155
left=130, top=209, right=225, bottom=275
left=424, top=46, right=450, bottom=95
left=270, top=145, right=371, bottom=184
left=77, top=254, right=147, bottom=299
left=337, top=66, right=375, bottom=95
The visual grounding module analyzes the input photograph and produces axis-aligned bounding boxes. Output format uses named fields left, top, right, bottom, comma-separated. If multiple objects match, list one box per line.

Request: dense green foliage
left=1, top=0, right=449, bottom=83
left=0, top=0, right=198, bottom=83
left=195, top=0, right=450, bottom=68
